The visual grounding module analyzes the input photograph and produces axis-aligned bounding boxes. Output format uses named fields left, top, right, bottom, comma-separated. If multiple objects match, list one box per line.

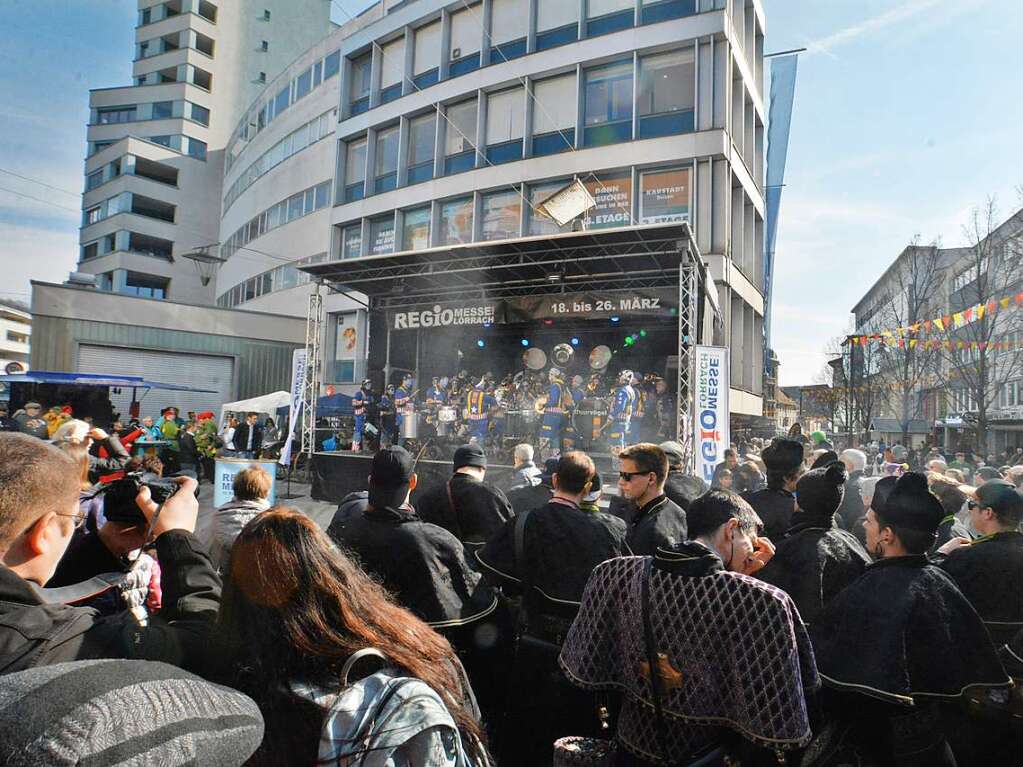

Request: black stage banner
left=389, top=289, right=676, bottom=331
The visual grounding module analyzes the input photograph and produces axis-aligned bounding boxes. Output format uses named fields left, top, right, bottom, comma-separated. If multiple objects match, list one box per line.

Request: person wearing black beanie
left=809, top=472, right=1011, bottom=766
left=744, top=437, right=804, bottom=540
left=757, top=463, right=870, bottom=624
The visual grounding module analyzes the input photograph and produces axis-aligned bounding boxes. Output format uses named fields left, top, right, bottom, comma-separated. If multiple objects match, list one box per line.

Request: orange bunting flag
left=943, top=315, right=953, bottom=327
left=964, top=307, right=973, bottom=322
left=1016, top=293, right=1023, bottom=306
left=988, top=301, right=997, bottom=314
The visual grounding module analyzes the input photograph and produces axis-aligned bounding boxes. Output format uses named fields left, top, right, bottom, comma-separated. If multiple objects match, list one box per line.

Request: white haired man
left=507, top=443, right=542, bottom=491
left=836, top=449, right=866, bottom=532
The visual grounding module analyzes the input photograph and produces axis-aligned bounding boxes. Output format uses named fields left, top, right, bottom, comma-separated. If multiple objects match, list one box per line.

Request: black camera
left=101, top=471, right=180, bottom=525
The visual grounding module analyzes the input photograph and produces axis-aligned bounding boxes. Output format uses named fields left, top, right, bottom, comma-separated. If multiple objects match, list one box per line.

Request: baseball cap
left=974, top=479, right=1023, bottom=522
left=368, top=446, right=415, bottom=510
left=453, top=443, right=487, bottom=471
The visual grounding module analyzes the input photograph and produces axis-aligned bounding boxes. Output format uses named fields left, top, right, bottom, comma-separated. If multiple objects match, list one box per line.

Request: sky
left=1, top=1, right=1021, bottom=386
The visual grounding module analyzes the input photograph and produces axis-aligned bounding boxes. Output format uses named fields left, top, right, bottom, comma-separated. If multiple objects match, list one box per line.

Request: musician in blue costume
left=539, top=367, right=572, bottom=458
left=394, top=374, right=413, bottom=447
left=350, top=378, right=374, bottom=452
left=465, top=381, right=496, bottom=443
left=605, top=369, right=636, bottom=452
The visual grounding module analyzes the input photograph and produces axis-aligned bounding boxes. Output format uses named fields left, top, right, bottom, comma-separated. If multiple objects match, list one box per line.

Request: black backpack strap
left=641, top=557, right=674, bottom=766
left=512, top=509, right=532, bottom=634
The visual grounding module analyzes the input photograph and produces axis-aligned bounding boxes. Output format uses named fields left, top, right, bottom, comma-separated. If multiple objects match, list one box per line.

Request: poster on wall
left=693, top=345, right=729, bottom=484
left=582, top=172, right=633, bottom=230
left=640, top=167, right=690, bottom=224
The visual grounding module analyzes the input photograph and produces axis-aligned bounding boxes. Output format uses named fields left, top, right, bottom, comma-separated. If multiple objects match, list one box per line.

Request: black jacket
left=743, top=486, right=796, bottom=541
left=835, top=470, right=865, bottom=533
left=477, top=498, right=629, bottom=634
left=663, top=471, right=708, bottom=512
left=505, top=482, right=552, bottom=516
left=232, top=422, right=263, bottom=453
left=756, top=509, right=871, bottom=625
left=179, top=430, right=200, bottom=467
left=939, top=531, right=1023, bottom=646
left=625, top=495, right=687, bottom=556
left=415, top=473, right=514, bottom=548
left=328, top=504, right=498, bottom=628
left=0, top=531, right=221, bottom=676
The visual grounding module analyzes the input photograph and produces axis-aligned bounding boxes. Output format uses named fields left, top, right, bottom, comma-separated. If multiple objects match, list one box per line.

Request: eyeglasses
left=56, top=512, right=88, bottom=530
left=619, top=471, right=652, bottom=482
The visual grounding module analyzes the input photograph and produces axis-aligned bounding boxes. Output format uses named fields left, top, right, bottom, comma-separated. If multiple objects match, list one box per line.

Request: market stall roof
left=301, top=222, right=717, bottom=314
left=0, top=371, right=217, bottom=393
left=220, top=391, right=292, bottom=423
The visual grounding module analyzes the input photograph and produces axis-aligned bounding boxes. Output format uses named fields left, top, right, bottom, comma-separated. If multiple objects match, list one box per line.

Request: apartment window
left=295, top=67, right=313, bottom=100
left=342, top=225, right=363, bottom=259
left=198, top=1, right=217, bottom=23
left=374, top=125, right=399, bottom=194
left=380, top=38, right=405, bottom=104
left=402, top=206, right=431, bottom=250
left=448, top=6, right=481, bottom=77
left=537, top=0, right=579, bottom=49
left=195, top=32, right=214, bottom=57
left=85, top=206, right=102, bottom=226
left=485, top=88, right=524, bottom=164
left=345, top=138, right=367, bottom=201
left=587, top=0, right=634, bottom=36
left=273, top=85, right=290, bottom=117
left=407, top=113, right=436, bottom=184
left=146, top=102, right=171, bottom=121
left=98, top=106, right=136, bottom=125
left=639, top=167, right=690, bottom=223
left=81, top=242, right=99, bottom=260
left=638, top=49, right=695, bottom=138
left=481, top=189, right=521, bottom=241
left=582, top=171, right=633, bottom=229
left=6, top=330, right=28, bottom=345
left=189, top=103, right=210, bottom=125
left=1000, top=381, right=1022, bottom=409
left=140, top=8, right=151, bottom=25
left=490, top=0, right=527, bottom=63
left=132, top=194, right=175, bottom=222
left=192, top=67, right=212, bottom=90
left=583, top=60, right=633, bottom=146
left=85, top=170, right=103, bottom=191
left=369, top=216, right=395, bottom=255
left=439, top=197, right=473, bottom=245
left=413, top=22, right=441, bottom=88
left=187, top=138, right=207, bottom=160
left=314, top=181, right=330, bottom=209
left=149, top=135, right=172, bottom=147
left=642, top=0, right=696, bottom=24
left=128, top=232, right=173, bottom=260
left=350, top=54, right=371, bottom=114
left=532, top=74, right=576, bottom=156
left=528, top=180, right=574, bottom=235
left=121, top=272, right=169, bottom=300
left=444, top=99, right=477, bottom=174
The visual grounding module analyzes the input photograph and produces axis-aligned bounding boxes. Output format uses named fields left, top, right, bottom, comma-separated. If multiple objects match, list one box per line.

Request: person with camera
left=0, top=433, right=221, bottom=676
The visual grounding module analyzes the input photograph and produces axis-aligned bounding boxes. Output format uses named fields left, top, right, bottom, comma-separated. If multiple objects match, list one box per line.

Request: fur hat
left=796, top=462, right=847, bottom=516
left=879, top=472, right=944, bottom=533
left=761, top=438, right=803, bottom=475
left=810, top=450, right=839, bottom=470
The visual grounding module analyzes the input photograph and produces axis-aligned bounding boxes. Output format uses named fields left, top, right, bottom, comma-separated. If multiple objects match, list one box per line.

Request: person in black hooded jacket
left=744, top=438, right=804, bottom=541
left=757, top=462, right=871, bottom=625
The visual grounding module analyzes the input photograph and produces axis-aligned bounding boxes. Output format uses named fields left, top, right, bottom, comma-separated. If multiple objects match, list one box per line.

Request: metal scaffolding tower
left=300, top=284, right=323, bottom=460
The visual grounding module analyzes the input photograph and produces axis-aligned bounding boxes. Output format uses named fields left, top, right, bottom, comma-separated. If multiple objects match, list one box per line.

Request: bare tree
left=936, top=198, right=1023, bottom=454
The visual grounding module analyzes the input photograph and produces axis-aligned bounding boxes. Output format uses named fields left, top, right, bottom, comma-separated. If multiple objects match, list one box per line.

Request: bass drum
left=505, top=409, right=538, bottom=439
left=400, top=413, right=419, bottom=440
left=572, top=399, right=609, bottom=442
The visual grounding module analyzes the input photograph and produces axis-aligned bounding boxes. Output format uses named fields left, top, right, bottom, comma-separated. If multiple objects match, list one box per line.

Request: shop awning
left=0, top=371, right=217, bottom=393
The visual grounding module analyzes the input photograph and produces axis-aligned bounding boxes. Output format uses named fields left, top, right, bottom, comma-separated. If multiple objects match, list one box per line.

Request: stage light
left=521, top=338, right=530, bottom=347
left=570, top=337, right=579, bottom=346
left=610, top=316, right=620, bottom=323
left=477, top=339, right=485, bottom=348
left=640, top=329, right=647, bottom=337
left=483, top=322, right=492, bottom=329
left=624, top=337, right=634, bottom=347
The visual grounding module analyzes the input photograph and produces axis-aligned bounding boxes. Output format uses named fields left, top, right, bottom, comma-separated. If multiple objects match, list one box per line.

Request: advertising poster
left=693, top=346, right=730, bottom=484
left=215, top=458, right=278, bottom=507
left=640, top=168, right=690, bottom=224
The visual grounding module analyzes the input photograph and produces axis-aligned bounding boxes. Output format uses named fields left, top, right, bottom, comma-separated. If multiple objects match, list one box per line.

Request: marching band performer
left=426, top=377, right=446, bottom=408
left=605, top=369, right=636, bottom=452
left=539, top=367, right=572, bottom=459
left=628, top=372, right=646, bottom=444
left=465, top=379, right=496, bottom=443
left=351, top=378, right=374, bottom=452
left=394, top=375, right=413, bottom=446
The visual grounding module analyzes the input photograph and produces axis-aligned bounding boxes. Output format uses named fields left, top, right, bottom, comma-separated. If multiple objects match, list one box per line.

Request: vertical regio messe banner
left=693, top=346, right=730, bottom=484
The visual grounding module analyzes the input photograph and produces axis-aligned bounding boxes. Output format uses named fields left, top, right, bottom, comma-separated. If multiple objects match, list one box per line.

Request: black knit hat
left=810, top=450, right=839, bottom=470
left=453, top=443, right=487, bottom=470
left=762, top=438, right=804, bottom=474
left=796, top=462, right=846, bottom=515
left=880, top=472, right=944, bottom=533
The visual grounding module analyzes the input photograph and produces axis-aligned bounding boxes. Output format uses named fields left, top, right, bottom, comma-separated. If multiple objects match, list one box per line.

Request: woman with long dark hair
left=217, top=507, right=489, bottom=766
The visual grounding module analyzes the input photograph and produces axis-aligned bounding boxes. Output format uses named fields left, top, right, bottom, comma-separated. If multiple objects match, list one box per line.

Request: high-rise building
left=76, top=0, right=331, bottom=304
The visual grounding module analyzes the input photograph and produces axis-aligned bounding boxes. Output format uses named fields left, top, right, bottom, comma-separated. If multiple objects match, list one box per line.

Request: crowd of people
left=0, top=417, right=1021, bottom=766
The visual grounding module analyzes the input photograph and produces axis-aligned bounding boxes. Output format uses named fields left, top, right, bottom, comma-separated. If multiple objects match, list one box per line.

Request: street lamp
left=181, top=244, right=225, bottom=287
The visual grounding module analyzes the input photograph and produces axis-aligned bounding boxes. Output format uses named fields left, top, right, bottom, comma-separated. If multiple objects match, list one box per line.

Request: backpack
left=291, top=648, right=488, bottom=767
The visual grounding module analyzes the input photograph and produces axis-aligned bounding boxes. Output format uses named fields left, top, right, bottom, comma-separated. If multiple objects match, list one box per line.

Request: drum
left=505, top=409, right=537, bottom=438
left=400, top=413, right=419, bottom=440
left=572, top=399, right=609, bottom=442
left=438, top=406, right=457, bottom=423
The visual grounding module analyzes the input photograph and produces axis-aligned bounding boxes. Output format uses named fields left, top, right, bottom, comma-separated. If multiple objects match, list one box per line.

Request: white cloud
left=805, top=0, right=945, bottom=58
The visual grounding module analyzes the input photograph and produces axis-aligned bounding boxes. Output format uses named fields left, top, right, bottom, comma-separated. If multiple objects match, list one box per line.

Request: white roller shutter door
left=77, top=345, right=234, bottom=420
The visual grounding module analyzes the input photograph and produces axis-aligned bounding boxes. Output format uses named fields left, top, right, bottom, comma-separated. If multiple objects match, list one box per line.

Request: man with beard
left=757, top=462, right=871, bottom=624
left=743, top=438, right=803, bottom=540
left=810, top=472, right=1010, bottom=766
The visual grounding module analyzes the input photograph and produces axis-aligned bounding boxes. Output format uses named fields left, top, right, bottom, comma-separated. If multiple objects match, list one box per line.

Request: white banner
left=279, top=348, right=307, bottom=466
left=693, top=346, right=730, bottom=485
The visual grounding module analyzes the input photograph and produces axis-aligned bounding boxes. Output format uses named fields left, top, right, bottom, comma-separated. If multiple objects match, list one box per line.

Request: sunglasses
left=619, top=471, right=652, bottom=482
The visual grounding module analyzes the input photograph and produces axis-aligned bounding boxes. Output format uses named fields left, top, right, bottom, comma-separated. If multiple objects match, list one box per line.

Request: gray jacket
left=508, top=462, right=542, bottom=492
left=209, top=497, right=271, bottom=572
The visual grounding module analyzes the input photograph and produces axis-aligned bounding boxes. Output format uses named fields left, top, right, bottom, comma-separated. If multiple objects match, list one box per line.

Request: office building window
left=642, top=0, right=697, bottom=24
left=374, top=125, right=399, bottom=193
left=151, top=101, right=173, bottom=119
left=324, top=50, right=341, bottom=79
left=86, top=170, right=103, bottom=191
left=537, top=0, right=578, bottom=50
left=345, top=137, right=367, bottom=201
left=85, top=206, right=102, bottom=226
left=274, top=85, right=290, bottom=117
left=413, top=22, right=441, bottom=88
left=380, top=38, right=405, bottom=103
left=342, top=225, right=363, bottom=259
left=98, top=106, right=137, bottom=124
left=439, top=197, right=473, bottom=245
left=481, top=189, right=521, bottom=241
left=187, top=138, right=207, bottom=160
left=583, top=60, right=633, bottom=146
left=350, top=53, right=371, bottom=114
left=189, top=102, right=210, bottom=125
left=587, top=0, right=634, bottom=35
left=448, top=6, right=481, bottom=77
left=490, top=0, right=527, bottom=62
left=402, top=206, right=431, bottom=250
left=532, top=74, right=576, bottom=156
left=444, top=99, right=477, bottom=174
left=295, top=67, right=313, bottom=100
left=582, top=171, right=632, bottom=229
left=639, top=167, right=690, bottom=223
left=122, top=272, right=169, bottom=300
left=407, top=113, right=436, bottom=184
left=638, top=49, right=695, bottom=138
left=368, top=216, right=395, bottom=255
left=485, top=87, right=524, bottom=164
left=528, top=180, right=575, bottom=235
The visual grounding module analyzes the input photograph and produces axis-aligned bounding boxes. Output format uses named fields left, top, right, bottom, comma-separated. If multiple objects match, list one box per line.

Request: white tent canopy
left=219, top=391, right=291, bottom=425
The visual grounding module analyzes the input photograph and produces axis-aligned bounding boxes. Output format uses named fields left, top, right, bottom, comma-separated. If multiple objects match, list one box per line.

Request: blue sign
left=214, top=458, right=278, bottom=508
